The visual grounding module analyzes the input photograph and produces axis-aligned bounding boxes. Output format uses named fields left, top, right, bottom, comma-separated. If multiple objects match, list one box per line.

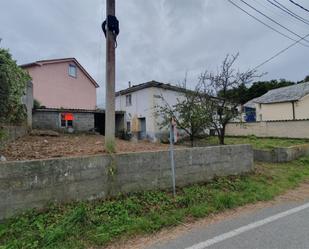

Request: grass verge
left=198, top=136, right=309, bottom=150
left=1, top=157, right=309, bottom=249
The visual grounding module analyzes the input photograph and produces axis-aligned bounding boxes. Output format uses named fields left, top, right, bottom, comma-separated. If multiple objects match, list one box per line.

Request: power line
left=273, top=0, right=309, bottom=23
left=228, top=0, right=309, bottom=47
left=288, top=0, right=309, bottom=13
left=265, top=0, right=309, bottom=26
left=254, top=32, right=309, bottom=69
left=239, top=0, right=309, bottom=44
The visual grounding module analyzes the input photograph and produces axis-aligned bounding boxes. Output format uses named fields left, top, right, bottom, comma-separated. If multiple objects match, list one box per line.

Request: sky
left=0, top=0, right=308, bottom=106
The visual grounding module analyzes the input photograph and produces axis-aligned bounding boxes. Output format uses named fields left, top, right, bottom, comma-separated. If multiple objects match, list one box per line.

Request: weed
left=1, top=157, right=309, bottom=249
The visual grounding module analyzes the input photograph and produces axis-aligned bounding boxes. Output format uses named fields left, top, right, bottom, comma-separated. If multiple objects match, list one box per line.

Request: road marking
left=185, top=202, right=309, bottom=249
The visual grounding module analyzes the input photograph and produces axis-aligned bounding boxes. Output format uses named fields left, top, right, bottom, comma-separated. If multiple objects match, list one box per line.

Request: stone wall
left=0, top=125, right=28, bottom=149
left=226, top=120, right=309, bottom=139
left=32, top=110, right=94, bottom=132
left=0, top=145, right=253, bottom=220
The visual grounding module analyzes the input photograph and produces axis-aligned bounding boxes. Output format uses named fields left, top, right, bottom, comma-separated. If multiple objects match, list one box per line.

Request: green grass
left=1, top=158, right=309, bottom=249
left=202, top=136, right=309, bottom=150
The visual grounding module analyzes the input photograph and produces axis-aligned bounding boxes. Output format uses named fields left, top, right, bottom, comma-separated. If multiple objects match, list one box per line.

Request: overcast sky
left=1, top=0, right=308, bottom=106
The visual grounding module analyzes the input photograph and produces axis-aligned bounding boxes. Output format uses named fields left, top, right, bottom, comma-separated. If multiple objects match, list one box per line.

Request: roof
left=34, top=107, right=125, bottom=114
left=115, top=80, right=190, bottom=96
left=254, top=82, right=309, bottom=104
left=244, top=97, right=259, bottom=109
left=20, top=58, right=99, bottom=88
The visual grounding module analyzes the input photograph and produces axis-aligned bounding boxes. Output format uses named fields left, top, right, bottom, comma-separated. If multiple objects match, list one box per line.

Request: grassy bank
left=199, top=136, right=309, bottom=150
left=1, top=158, right=309, bottom=249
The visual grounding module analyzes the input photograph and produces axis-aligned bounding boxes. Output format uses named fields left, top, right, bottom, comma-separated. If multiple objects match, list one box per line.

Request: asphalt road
left=147, top=200, right=309, bottom=249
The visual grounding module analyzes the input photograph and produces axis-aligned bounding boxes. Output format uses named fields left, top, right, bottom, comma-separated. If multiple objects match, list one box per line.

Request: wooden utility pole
left=105, top=0, right=116, bottom=152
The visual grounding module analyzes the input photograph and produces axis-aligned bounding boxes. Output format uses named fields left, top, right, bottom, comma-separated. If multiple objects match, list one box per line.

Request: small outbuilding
left=33, top=108, right=125, bottom=134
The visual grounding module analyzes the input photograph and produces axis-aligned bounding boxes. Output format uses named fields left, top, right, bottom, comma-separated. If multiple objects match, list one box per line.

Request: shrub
left=0, top=48, right=31, bottom=124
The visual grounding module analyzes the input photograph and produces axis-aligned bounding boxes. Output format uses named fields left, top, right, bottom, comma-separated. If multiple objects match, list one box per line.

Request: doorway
left=138, top=118, right=146, bottom=140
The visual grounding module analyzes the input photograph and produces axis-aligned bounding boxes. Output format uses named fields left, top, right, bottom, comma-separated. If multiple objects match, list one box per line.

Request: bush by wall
left=0, top=48, right=31, bottom=124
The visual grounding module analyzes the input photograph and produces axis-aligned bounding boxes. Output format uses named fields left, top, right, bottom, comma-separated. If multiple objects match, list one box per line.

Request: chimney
left=128, top=81, right=131, bottom=88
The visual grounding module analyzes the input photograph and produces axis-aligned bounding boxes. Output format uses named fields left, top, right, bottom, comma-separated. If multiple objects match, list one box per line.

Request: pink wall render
left=23, top=59, right=98, bottom=110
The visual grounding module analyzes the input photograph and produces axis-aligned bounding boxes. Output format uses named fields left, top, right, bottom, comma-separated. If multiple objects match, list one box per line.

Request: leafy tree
left=246, top=79, right=294, bottom=102
left=0, top=48, right=31, bottom=124
left=220, top=79, right=295, bottom=105
left=303, top=75, right=309, bottom=82
left=155, top=82, right=211, bottom=147
left=199, top=53, right=261, bottom=145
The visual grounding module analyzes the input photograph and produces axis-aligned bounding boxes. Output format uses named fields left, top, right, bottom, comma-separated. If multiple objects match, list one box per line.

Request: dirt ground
left=0, top=133, right=177, bottom=161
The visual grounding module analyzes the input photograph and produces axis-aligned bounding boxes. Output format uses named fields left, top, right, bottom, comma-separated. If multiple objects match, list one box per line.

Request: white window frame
left=68, top=64, right=77, bottom=78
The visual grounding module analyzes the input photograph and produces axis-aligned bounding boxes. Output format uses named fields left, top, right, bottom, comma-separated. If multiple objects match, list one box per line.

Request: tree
left=155, top=82, right=211, bottom=147
left=304, top=75, right=309, bottom=82
left=0, top=48, right=31, bottom=124
left=199, top=53, right=261, bottom=145
left=219, top=79, right=295, bottom=105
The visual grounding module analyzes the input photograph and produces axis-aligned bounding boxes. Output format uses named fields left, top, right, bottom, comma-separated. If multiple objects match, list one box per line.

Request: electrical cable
left=228, top=0, right=309, bottom=47
left=288, top=0, right=309, bottom=13
left=265, top=0, right=309, bottom=25
left=239, top=0, right=309, bottom=44
left=273, top=0, right=309, bottom=23
left=254, top=32, right=309, bottom=69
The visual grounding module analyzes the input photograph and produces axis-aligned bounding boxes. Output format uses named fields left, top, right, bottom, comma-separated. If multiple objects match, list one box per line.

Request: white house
left=115, top=81, right=187, bottom=141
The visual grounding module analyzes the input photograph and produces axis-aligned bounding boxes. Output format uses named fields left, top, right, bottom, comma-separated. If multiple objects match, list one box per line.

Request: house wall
left=226, top=120, right=309, bottom=139
left=256, top=102, right=294, bottom=121
left=295, top=95, right=309, bottom=120
left=0, top=144, right=253, bottom=220
left=116, top=87, right=185, bottom=141
left=256, top=94, right=309, bottom=121
left=25, top=62, right=97, bottom=109
left=32, top=110, right=94, bottom=132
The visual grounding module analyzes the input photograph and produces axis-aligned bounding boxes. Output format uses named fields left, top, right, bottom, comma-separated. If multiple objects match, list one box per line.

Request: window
left=68, top=64, right=77, bottom=78
left=126, top=121, right=131, bottom=132
left=60, top=113, right=74, bottom=128
left=126, top=94, right=132, bottom=106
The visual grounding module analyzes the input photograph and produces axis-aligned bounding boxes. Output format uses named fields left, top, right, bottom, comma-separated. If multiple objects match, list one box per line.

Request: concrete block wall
left=254, top=144, right=309, bottom=163
left=32, top=111, right=59, bottom=130
left=226, top=121, right=309, bottom=139
left=32, top=110, right=94, bottom=132
left=22, top=81, right=34, bottom=127
left=0, top=145, right=253, bottom=220
left=0, top=126, right=28, bottom=149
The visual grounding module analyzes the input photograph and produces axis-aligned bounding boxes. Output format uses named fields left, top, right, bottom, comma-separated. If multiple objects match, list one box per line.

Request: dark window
left=61, top=119, right=66, bottom=127
left=67, top=120, right=73, bottom=127
left=69, top=64, right=77, bottom=78
left=126, top=94, right=132, bottom=106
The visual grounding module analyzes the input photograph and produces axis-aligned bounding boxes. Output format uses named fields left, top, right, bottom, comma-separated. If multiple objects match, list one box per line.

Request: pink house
left=21, top=58, right=99, bottom=110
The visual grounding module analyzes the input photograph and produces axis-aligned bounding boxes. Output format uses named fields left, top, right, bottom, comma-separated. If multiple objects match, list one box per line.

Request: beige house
left=254, top=82, right=309, bottom=121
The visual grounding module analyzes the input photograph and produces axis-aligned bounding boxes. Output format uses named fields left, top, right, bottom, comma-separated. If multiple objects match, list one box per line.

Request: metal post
left=105, top=0, right=116, bottom=152
left=169, top=122, right=176, bottom=197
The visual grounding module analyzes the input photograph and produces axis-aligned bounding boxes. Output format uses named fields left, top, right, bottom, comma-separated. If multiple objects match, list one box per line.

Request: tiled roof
left=115, top=81, right=188, bottom=96
left=254, top=82, right=309, bottom=104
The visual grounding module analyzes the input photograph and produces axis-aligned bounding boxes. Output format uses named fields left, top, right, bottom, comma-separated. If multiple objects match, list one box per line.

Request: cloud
left=1, top=0, right=308, bottom=106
